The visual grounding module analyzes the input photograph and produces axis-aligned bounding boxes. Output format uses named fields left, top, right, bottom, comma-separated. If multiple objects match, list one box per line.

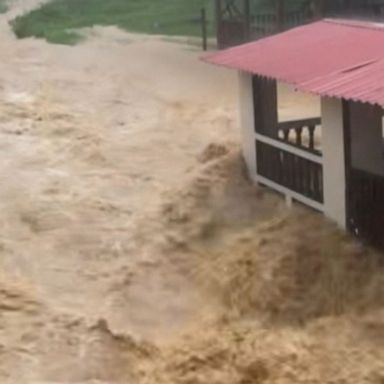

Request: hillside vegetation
left=11, top=0, right=214, bottom=44
left=11, top=0, right=312, bottom=45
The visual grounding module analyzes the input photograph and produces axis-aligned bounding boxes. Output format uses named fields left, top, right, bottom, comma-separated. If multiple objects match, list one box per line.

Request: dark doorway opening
left=344, top=100, right=384, bottom=250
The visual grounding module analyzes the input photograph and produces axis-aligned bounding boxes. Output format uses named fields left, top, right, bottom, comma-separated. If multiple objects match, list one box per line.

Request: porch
left=243, top=76, right=325, bottom=212
left=241, top=73, right=384, bottom=249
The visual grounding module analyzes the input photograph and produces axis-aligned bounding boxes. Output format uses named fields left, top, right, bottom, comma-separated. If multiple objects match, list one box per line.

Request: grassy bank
left=11, top=0, right=214, bottom=45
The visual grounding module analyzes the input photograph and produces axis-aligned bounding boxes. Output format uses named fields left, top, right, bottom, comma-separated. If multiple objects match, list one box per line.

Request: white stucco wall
left=321, top=97, right=346, bottom=229
left=238, top=71, right=257, bottom=178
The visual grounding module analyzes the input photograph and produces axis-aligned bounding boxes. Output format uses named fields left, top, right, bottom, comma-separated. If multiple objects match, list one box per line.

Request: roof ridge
left=205, top=19, right=384, bottom=106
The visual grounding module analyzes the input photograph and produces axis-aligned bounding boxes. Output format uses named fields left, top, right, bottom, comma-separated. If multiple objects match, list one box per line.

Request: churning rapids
left=0, top=1, right=383, bottom=383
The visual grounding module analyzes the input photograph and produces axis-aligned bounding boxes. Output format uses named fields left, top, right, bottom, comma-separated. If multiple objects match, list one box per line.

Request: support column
left=321, top=97, right=347, bottom=229
left=252, top=76, right=278, bottom=138
left=238, top=71, right=257, bottom=179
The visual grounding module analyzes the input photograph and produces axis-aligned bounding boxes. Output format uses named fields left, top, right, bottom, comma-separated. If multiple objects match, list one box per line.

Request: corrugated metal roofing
left=203, top=19, right=384, bottom=106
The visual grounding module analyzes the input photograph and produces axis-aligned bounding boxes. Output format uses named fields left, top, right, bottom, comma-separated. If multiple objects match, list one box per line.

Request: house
left=215, top=0, right=384, bottom=48
left=204, top=18, right=384, bottom=249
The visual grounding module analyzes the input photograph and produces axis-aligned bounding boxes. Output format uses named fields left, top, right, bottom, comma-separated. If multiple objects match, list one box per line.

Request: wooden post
left=244, top=0, right=251, bottom=41
left=252, top=76, right=278, bottom=137
left=201, top=7, right=208, bottom=51
left=215, top=0, right=222, bottom=47
left=215, top=0, right=222, bottom=24
left=276, top=0, right=285, bottom=32
left=342, top=100, right=352, bottom=231
left=312, top=0, right=325, bottom=19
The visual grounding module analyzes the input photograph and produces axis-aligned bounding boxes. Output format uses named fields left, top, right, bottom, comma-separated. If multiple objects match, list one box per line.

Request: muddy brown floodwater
left=0, top=1, right=383, bottom=383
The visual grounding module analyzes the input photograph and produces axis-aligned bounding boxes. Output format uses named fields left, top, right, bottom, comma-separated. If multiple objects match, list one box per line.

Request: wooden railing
left=284, top=10, right=311, bottom=29
left=252, top=13, right=277, bottom=37
left=256, top=138, right=323, bottom=204
left=278, top=117, right=322, bottom=154
left=217, top=3, right=384, bottom=49
left=217, top=20, right=248, bottom=49
left=251, top=10, right=311, bottom=38
left=329, top=4, right=384, bottom=19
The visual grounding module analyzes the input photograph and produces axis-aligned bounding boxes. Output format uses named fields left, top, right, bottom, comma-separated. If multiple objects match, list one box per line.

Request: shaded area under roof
left=204, top=19, right=384, bottom=106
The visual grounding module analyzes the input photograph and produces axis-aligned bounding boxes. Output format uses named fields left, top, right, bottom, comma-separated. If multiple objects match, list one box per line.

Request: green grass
left=11, top=0, right=215, bottom=45
left=0, top=0, right=8, bottom=13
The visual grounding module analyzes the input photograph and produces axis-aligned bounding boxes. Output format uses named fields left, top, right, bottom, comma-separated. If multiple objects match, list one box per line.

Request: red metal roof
left=203, top=19, right=384, bottom=106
